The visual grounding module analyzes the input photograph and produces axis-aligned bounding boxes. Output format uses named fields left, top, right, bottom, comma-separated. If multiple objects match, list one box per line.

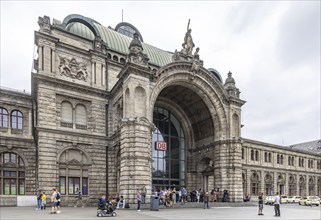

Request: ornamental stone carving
left=58, top=56, right=88, bottom=81
left=38, top=15, right=51, bottom=33
left=94, top=36, right=108, bottom=54
left=127, top=33, right=149, bottom=67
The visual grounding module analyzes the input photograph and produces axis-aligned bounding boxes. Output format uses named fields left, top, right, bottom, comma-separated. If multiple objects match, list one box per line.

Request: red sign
left=155, top=141, right=167, bottom=151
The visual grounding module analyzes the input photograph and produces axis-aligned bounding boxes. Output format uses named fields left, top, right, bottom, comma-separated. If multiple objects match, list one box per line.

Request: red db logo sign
left=155, top=141, right=167, bottom=151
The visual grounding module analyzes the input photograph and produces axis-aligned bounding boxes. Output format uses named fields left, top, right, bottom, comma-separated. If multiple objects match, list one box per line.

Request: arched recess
left=250, top=171, right=260, bottom=196
left=242, top=172, right=247, bottom=196
left=134, top=86, right=146, bottom=117
left=308, top=176, right=315, bottom=196
left=124, top=88, right=130, bottom=116
left=231, top=113, right=240, bottom=137
left=299, top=175, right=306, bottom=197
left=264, top=173, right=273, bottom=196
left=288, top=174, right=296, bottom=196
left=277, top=174, right=285, bottom=195
left=149, top=62, right=230, bottom=142
left=57, top=147, right=92, bottom=196
left=317, top=178, right=321, bottom=196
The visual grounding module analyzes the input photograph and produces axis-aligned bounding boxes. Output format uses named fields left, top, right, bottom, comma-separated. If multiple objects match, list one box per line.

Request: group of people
left=49, top=188, right=61, bottom=214
left=36, top=190, right=46, bottom=210
left=36, top=187, right=84, bottom=214
left=257, top=192, right=281, bottom=217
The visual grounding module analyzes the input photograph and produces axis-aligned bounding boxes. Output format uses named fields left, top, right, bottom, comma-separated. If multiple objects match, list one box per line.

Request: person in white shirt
left=274, top=192, right=281, bottom=217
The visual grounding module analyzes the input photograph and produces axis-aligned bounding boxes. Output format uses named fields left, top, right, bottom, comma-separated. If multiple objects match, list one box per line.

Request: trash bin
left=150, top=195, right=159, bottom=211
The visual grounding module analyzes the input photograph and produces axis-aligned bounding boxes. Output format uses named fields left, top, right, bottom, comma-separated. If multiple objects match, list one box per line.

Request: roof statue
left=183, top=19, right=195, bottom=56
left=172, top=19, right=203, bottom=66
left=38, top=15, right=51, bottom=33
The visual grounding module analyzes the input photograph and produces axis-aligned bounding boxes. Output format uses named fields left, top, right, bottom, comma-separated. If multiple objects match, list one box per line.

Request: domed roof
left=208, top=68, right=223, bottom=83
left=61, top=14, right=172, bottom=67
left=224, top=71, right=235, bottom=84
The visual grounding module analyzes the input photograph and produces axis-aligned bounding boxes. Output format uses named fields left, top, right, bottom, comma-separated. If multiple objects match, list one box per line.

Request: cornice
left=32, top=73, right=109, bottom=99
left=35, top=126, right=108, bottom=141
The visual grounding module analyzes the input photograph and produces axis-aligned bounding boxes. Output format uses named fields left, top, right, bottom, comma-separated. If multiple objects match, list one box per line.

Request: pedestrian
left=36, top=190, right=42, bottom=210
left=172, top=187, right=177, bottom=204
left=50, top=188, right=58, bottom=214
left=204, top=192, right=209, bottom=209
left=258, top=192, right=264, bottom=215
left=137, top=190, right=142, bottom=211
left=178, top=189, right=182, bottom=203
left=274, top=192, right=281, bottom=217
left=55, top=189, right=61, bottom=213
left=41, top=192, right=47, bottom=210
left=181, top=187, right=187, bottom=204
left=74, top=188, right=85, bottom=208
left=141, top=185, right=147, bottom=205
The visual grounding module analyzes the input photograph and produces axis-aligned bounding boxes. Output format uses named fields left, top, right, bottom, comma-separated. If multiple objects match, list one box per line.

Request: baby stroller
left=97, top=199, right=116, bottom=217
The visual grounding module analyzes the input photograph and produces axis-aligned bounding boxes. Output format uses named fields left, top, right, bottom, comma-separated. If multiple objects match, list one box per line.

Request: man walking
left=258, top=192, right=264, bottom=215
left=137, top=190, right=142, bottom=211
left=204, top=192, right=209, bottom=209
left=274, top=192, right=281, bottom=217
left=74, top=188, right=85, bottom=208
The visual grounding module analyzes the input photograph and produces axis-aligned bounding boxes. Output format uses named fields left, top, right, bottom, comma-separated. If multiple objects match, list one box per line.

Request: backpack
left=56, top=192, right=61, bottom=200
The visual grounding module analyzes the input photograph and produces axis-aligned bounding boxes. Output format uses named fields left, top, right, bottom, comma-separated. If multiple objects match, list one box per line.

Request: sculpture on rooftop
left=182, top=19, right=195, bottom=56
left=38, top=15, right=51, bottom=33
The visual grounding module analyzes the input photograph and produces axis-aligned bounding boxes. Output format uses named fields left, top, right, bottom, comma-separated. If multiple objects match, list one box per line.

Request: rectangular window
left=60, top=177, right=66, bottom=195
left=4, top=179, right=10, bottom=194
left=68, top=177, right=80, bottom=195
left=82, top=177, right=88, bottom=195
left=18, top=179, right=25, bottom=195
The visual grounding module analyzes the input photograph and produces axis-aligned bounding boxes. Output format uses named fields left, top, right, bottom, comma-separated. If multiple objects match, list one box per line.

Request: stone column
left=119, top=117, right=152, bottom=204
left=260, top=170, right=265, bottom=194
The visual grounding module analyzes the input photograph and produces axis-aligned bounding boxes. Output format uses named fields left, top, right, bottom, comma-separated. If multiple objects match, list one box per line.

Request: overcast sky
left=1, top=1, right=320, bottom=146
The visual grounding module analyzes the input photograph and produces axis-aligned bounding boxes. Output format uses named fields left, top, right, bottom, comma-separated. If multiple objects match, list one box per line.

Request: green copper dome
left=64, top=14, right=173, bottom=67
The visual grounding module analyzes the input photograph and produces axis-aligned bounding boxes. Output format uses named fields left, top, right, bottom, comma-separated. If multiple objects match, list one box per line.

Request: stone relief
left=58, top=56, right=88, bottom=81
left=38, top=15, right=51, bottom=33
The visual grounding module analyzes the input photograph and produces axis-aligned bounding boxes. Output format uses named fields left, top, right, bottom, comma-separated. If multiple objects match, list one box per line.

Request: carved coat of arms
left=58, top=56, right=88, bottom=81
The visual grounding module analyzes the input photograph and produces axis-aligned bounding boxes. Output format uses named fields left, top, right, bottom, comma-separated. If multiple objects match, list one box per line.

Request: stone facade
left=0, top=14, right=320, bottom=206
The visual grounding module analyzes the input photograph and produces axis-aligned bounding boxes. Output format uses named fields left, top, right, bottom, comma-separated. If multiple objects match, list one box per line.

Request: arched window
left=113, top=55, right=118, bottom=62
left=251, top=150, right=254, bottom=161
left=11, top=110, right=23, bottom=129
left=75, top=104, right=87, bottom=130
left=61, top=101, right=73, bottom=128
left=255, top=150, right=259, bottom=161
left=0, top=107, right=9, bottom=128
left=0, top=152, right=25, bottom=195
left=269, top=153, right=272, bottom=163
left=242, top=148, right=244, bottom=160
left=120, top=58, right=126, bottom=64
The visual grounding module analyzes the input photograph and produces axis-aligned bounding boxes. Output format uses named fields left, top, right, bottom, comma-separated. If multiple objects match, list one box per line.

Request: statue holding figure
left=183, top=19, right=195, bottom=55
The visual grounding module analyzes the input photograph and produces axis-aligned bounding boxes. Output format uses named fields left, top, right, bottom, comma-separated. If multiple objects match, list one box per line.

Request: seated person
left=116, top=195, right=125, bottom=208
left=98, top=195, right=107, bottom=210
